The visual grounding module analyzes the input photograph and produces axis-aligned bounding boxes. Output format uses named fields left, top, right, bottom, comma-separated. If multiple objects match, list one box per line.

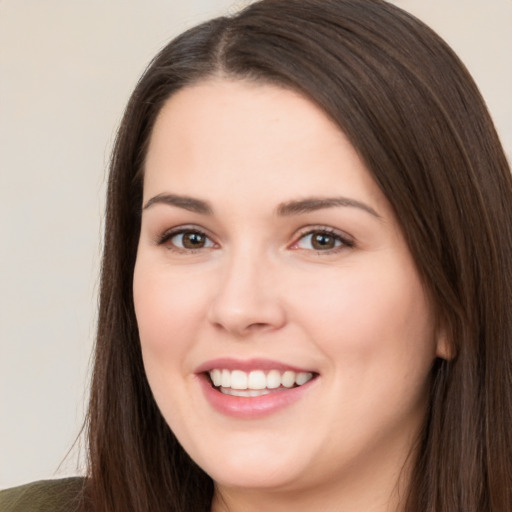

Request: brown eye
left=164, top=230, right=215, bottom=251
left=294, top=229, right=352, bottom=252
left=311, top=233, right=336, bottom=250
left=181, top=231, right=207, bottom=249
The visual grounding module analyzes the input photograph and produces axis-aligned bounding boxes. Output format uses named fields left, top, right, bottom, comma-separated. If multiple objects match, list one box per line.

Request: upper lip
left=195, top=358, right=317, bottom=374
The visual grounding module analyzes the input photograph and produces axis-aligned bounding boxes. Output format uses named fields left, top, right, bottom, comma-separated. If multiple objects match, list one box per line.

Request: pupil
left=183, top=232, right=205, bottom=248
left=312, top=233, right=334, bottom=250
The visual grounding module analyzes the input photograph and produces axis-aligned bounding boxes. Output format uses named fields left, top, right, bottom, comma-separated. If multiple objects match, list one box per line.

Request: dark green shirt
left=0, top=477, right=85, bottom=512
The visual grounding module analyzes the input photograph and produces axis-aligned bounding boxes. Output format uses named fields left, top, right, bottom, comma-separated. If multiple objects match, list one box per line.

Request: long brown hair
left=85, top=1, right=512, bottom=510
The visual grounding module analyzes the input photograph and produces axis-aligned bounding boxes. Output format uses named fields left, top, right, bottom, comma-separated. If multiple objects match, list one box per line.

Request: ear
left=435, top=322, right=454, bottom=360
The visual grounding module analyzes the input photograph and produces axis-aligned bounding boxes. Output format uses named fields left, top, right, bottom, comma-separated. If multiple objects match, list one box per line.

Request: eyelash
left=290, top=227, right=354, bottom=253
left=157, top=226, right=217, bottom=253
left=156, top=226, right=354, bottom=254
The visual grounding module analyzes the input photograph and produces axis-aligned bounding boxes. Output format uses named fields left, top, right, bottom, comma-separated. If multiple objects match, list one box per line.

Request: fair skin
left=133, top=79, right=449, bottom=512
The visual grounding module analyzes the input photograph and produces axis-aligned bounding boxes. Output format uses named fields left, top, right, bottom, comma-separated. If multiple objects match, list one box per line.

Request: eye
left=292, top=228, right=353, bottom=252
left=158, top=228, right=216, bottom=252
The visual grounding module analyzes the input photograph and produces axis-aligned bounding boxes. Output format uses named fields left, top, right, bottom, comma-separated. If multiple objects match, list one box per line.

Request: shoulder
left=0, top=477, right=86, bottom=512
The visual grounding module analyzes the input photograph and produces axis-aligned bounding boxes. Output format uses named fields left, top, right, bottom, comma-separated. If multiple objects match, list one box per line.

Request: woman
left=2, top=0, right=511, bottom=510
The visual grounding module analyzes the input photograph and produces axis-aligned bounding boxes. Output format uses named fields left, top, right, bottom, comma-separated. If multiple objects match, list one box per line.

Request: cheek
left=293, top=255, right=437, bottom=379
left=134, top=260, right=203, bottom=340
left=296, top=259, right=437, bottom=448
left=132, top=259, right=211, bottom=385
left=132, top=260, right=209, bottom=424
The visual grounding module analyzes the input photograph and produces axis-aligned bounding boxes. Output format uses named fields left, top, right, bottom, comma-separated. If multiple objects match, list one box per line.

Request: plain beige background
left=1, top=0, right=511, bottom=489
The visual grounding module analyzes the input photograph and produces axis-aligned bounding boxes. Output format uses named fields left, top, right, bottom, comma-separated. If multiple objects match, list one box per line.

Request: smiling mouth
left=207, top=369, right=317, bottom=397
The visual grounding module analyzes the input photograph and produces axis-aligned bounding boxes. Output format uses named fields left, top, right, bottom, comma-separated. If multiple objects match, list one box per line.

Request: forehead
left=143, top=79, right=387, bottom=215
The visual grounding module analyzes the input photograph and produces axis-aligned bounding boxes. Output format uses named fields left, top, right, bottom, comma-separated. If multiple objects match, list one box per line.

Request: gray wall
left=1, top=0, right=511, bottom=489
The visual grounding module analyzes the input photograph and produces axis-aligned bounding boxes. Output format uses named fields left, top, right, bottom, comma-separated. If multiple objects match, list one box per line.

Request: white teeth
left=221, top=369, right=231, bottom=388
left=296, top=372, right=312, bottom=385
left=266, top=369, right=281, bottom=389
left=211, top=369, right=222, bottom=387
left=281, top=370, right=296, bottom=388
left=248, top=370, right=266, bottom=389
left=230, top=370, right=248, bottom=390
left=221, top=388, right=270, bottom=397
left=208, top=368, right=314, bottom=393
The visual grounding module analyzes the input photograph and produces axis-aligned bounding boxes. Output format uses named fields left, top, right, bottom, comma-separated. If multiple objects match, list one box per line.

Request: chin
left=207, top=463, right=305, bottom=491
left=189, top=437, right=312, bottom=491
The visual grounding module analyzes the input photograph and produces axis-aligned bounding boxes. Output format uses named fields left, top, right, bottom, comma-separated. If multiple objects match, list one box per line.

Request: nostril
left=206, top=278, right=287, bottom=336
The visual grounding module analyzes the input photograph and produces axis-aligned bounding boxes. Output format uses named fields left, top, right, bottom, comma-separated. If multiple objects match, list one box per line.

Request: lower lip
left=197, top=373, right=317, bottom=419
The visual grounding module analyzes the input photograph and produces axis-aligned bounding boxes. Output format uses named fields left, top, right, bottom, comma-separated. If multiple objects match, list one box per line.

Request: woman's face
left=134, top=79, right=447, bottom=504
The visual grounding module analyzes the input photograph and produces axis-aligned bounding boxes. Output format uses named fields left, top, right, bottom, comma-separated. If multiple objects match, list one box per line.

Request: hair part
left=85, top=1, right=512, bottom=511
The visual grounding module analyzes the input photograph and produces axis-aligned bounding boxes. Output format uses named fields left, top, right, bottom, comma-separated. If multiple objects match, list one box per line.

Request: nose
left=207, top=248, right=287, bottom=337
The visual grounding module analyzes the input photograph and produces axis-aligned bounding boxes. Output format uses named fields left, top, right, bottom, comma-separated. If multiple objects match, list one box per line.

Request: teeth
left=221, top=369, right=231, bottom=388
left=211, top=369, right=222, bottom=387
left=248, top=370, right=266, bottom=389
left=220, top=388, right=270, bottom=397
left=267, top=370, right=281, bottom=389
left=208, top=369, right=314, bottom=392
left=281, top=370, right=295, bottom=388
left=296, top=372, right=312, bottom=385
left=231, top=370, right=248, bottom=390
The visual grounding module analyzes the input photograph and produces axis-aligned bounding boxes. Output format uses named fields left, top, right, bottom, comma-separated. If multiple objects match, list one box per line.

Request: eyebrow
left=142, top=193, right=380, bottom=219
left=143, top=193, right=213, bottom=215
left=276, top=197, right=381, bottom=218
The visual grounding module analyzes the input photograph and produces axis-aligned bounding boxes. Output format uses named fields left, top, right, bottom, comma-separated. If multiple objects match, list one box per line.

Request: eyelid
left=156, top=224, right=218, bottom=251
left=153, top=224, right=353, bottom=254
left=289, top=225, right=355, bottom=252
